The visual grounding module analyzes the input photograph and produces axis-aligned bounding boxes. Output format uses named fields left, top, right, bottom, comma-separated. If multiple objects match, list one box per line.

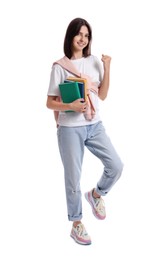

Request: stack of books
left=59, top=77, right=87, bottom=112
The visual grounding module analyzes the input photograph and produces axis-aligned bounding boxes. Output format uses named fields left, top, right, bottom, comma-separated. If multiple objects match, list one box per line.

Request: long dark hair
left=63, top=18, right=92, bottom=59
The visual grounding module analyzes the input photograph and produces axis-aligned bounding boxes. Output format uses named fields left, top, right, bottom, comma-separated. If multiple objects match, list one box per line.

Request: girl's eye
left=77, top=32, right=89, bottom=38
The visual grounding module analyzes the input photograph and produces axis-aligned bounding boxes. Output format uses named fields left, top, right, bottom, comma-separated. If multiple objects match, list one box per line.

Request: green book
left=59, top=81, right=81, bottom=112
left=64, top=80, right=85, bottom=99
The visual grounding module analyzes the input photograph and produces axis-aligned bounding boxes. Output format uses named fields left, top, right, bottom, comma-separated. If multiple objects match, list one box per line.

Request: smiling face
left=64, top=18, right=92, bottom=59
left=71, top=25, right=89, bottom=58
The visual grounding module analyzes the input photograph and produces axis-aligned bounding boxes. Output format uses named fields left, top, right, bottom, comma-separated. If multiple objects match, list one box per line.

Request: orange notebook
left=66, top=77, right=87, bottom=101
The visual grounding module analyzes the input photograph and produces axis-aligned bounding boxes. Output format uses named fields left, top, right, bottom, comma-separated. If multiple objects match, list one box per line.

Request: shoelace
left=76, top=224, right=88, bottom=237
left=94, top=197, right=105, bottom=213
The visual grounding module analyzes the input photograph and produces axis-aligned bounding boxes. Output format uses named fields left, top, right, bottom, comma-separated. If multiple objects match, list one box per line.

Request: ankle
left=92, top=188, right=100, bottom=199
left=73, top=221, right=81, bottom=228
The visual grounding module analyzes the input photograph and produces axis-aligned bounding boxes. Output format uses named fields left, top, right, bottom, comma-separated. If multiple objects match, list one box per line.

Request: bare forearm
left=46, top=98, right=72, bottom=111
left=98, top=69, right=110, bottom=100
left=46, top=96, right=87, bottom=113
left=98, top=54, right=111, bottom=101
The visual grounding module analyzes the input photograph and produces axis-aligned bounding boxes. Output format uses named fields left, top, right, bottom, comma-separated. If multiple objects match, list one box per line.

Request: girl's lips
left=77, top=42, right=85, bottom=47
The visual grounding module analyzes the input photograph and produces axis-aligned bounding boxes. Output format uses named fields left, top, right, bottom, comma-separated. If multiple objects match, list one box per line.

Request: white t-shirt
left=47, top=55, right=103, bottom=127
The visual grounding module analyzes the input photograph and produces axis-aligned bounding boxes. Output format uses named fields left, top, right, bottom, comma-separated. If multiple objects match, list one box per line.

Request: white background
left=0, top=0, right=167, bottom=259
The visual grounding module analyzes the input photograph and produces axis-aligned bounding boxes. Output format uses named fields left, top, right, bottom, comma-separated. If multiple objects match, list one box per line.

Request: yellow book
left=67, top=77, right=88, bottom=101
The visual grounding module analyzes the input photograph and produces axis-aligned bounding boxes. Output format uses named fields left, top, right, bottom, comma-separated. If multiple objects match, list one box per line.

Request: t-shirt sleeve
left=96, top=57, right=103, bottom=83
left=91, top=55, right=103, bottom=85
left=47, top=64, right=63, bottom=96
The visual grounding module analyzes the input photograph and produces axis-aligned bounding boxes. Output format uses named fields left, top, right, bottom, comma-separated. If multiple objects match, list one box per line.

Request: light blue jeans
left=57, top=121, right=123, bottom=221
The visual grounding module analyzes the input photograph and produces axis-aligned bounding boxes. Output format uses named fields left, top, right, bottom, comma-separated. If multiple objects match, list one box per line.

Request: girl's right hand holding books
left=70, top=99, right=87, bottom=113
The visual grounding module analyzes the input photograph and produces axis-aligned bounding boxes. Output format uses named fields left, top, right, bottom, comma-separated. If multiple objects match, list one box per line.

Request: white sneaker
left=85, top=189, right=106, bottom=220
left=70, top=223, right=91, bottom=245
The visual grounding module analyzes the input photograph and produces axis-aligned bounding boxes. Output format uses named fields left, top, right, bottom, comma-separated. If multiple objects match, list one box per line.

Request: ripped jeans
left=57, top=121, right=123, bottom=221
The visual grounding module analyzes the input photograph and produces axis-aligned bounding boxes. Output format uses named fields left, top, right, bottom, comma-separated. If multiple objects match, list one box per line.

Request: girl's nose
left=80, top=35, right=84, bottom=41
